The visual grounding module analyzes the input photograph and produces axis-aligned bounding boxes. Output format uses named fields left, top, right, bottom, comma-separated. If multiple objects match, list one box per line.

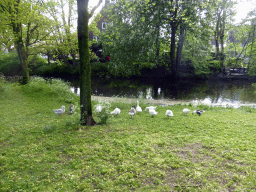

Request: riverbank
left=92, top=95, right=256, bottom=109
left=92, top=95, right=192, bottom=106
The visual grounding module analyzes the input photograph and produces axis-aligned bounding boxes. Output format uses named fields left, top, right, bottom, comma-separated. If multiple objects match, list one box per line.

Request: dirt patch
left=174, top=143, right=213, bottom=164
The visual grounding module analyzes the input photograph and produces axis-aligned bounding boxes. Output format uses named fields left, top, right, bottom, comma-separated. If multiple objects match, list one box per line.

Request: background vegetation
left=0, top=0, right=255, bottom=79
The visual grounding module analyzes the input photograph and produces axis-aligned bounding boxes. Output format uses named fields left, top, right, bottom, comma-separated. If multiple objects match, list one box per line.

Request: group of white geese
left=98, top=101, right=205, bottom=118
left=53, top=101, right=205, bottom=117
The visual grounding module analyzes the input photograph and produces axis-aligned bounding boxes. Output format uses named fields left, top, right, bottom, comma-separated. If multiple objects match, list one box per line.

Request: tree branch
left=89, top=0, right=103, bottom=19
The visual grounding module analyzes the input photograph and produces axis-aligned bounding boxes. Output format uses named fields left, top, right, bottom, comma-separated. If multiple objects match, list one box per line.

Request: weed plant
left=0, top=79, right=256, bottom=191
left=93, top=100, right=111, bottom=124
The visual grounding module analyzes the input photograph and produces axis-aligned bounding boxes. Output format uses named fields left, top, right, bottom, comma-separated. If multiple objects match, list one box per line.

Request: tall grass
left=22, top=76, right=77, bottom=103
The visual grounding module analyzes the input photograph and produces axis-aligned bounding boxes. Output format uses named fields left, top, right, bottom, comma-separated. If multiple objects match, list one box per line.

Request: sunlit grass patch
left=21, top=76, right=77, bottom=103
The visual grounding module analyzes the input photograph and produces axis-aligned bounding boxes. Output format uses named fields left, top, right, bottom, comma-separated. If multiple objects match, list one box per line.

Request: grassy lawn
left=0, top=78, right=256, bottom=191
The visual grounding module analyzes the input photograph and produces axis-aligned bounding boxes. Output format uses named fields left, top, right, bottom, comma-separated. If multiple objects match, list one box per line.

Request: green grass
left=1, top=78, right=256, bottom=191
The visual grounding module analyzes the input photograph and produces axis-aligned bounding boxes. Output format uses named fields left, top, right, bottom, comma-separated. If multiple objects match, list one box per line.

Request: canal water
left=69, top=77, right=256, bottom=107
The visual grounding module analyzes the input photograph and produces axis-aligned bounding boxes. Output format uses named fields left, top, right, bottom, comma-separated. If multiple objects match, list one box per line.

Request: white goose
left=183, top=108, right=190, bottom=115
left=53, top=105, right=65, bottom=115
left=95, top=105, right=102, bottom=113
left=136, top=101, right=142, bottom=112
left=145, top=106, right=157, bottom=111
left=149, top=108, right=157, bottom=117
left=111, top=108, right=121, bottom=117
left=129, top=106, right=136, bottom=118
left=165, top=110, right=174, bottom=118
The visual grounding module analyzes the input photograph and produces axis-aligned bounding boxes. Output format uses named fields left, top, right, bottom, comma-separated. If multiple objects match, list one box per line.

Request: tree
left=45, top=0, right=79, bottom=69
left=99, top=0, right=156, bottom=77
left=77, top=0, right=102, bottom=126
left=0, top=0, right=54, bottom=84
left=212, top=0, right=236, bottom=73
left=101, top=0, right=211, bottom=78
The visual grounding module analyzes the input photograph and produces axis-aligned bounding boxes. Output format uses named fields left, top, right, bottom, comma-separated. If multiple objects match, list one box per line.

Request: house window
left=93, top=36, right=98, bottom=41
left=102, top=22, right=107, bottom=29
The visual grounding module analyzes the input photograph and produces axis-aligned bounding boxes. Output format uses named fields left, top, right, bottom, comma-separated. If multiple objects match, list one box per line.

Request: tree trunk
left=170, top=22, right=177, bottom=77
left=154, top=0, right=161, bottom=63
left=77, top=0, right=96, bottom=126
left=215, top=18, right=220, bottom=60
left=71, top=52, right=78, bottom=70
left=19, top=47, right=29, bottom=84
left=248, top=25, right=256, bottom=70
left=14, top=35, right=29, bottom=84
left=220, top=8, right=226, bottom=74
left=176, top=24, right=187, bottom=78
left=11, top=0, right=30, bottom=84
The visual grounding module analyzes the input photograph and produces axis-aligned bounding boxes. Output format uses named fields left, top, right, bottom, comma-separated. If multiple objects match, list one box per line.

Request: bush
left=35, top=62, right=70, bottom=77
left=28, top=55, right=48, bottom=75
left=93, top=100, right=111, bottom=124
left=22, top=76, right=77, bottom=103
left=0, top=73, right=5, bottom=91
left=91, top=62, right=110, bottom=77
left=247, top=63, right=256, bottom=76
left=0, top=51, right=21, bottom=76
left=226, top=57, right=243, bottom=68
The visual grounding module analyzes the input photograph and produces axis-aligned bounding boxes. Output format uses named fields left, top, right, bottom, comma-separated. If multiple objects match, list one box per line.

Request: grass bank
left=0, top=78, right=256, bottom=191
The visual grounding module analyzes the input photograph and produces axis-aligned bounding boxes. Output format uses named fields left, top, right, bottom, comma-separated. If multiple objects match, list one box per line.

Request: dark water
left=69, top=77, right=256, bottom=105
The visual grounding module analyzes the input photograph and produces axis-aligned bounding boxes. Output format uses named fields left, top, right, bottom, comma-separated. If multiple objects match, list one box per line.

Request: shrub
left=91, top=62, right=110, bottom=77
left=22, top=76, right=77, bottom=103
left=247, top=63, right=256, bottom=76
left=0, top=51, right=21, bottom=76
left=93, top=100, right=111, bottom=125
left=0, top=73, right=5, bottom=91
left=28, top=55, right=48, bottom=75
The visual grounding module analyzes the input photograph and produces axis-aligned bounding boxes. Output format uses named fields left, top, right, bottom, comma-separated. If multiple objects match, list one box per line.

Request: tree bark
left=169, top=2, right=178, bottom=78
left=11, top=0, right=30, bottom=84
left=176, top=23, right=187, bottom=78
left=77, top=0, right=96, bottom=126
left=170, top=21, right=177, bottom=77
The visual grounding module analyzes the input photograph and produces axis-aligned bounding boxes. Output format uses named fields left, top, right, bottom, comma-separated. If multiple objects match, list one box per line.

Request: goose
left=111, top=108, right=121, bottom=117
left=136, top=101, right=142, bottom=112
left=165, top=110, right=174, bottom=118
left=95, top=105, right=102, bottom=113
left=183, top=108, right=190, bottom=115
left=69, top=104, right=75, bottom=114
left=192, top=110, right=205, bottom=116
left=145, top=106, right=157, bottom=111
left=129, top=106, right=136, bottom=118
left=53, top=105, right=65, bottom=115
left=149, top=108, right=157, bottom=117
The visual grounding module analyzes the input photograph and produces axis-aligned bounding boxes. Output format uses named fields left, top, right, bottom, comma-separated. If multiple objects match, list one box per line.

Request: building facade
left=89, top=0, right=116, bottom=41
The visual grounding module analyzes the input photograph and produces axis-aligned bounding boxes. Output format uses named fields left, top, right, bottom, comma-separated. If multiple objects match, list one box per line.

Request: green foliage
left=28, top=55, right=48, bottom=75
left=182, top=35, right=213, bottom=75
left=208, top=59, right=222, bottom=71
left=0, top=51, right=21, bottom=76
left=0, top=73, right=5, bottom=91
left=35, top=62, right=71, bottom=76
left=93, top=100, right=111, bottom=124
left=91, top=62, right=109, bottom=77
left=248, top=64, right=256, bottom=76
left=22, top=76, right=77, bottom=103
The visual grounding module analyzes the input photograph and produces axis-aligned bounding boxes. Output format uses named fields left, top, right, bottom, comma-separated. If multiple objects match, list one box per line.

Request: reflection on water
left=69, top=77, right=256, bottom=106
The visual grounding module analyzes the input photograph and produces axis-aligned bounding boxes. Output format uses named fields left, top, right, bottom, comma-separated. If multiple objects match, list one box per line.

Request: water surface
left=69, top=77, right=256, bottom=107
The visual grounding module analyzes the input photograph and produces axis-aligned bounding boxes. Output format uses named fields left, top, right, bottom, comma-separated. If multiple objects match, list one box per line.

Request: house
left=89, top=0, right=116, bottom=41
